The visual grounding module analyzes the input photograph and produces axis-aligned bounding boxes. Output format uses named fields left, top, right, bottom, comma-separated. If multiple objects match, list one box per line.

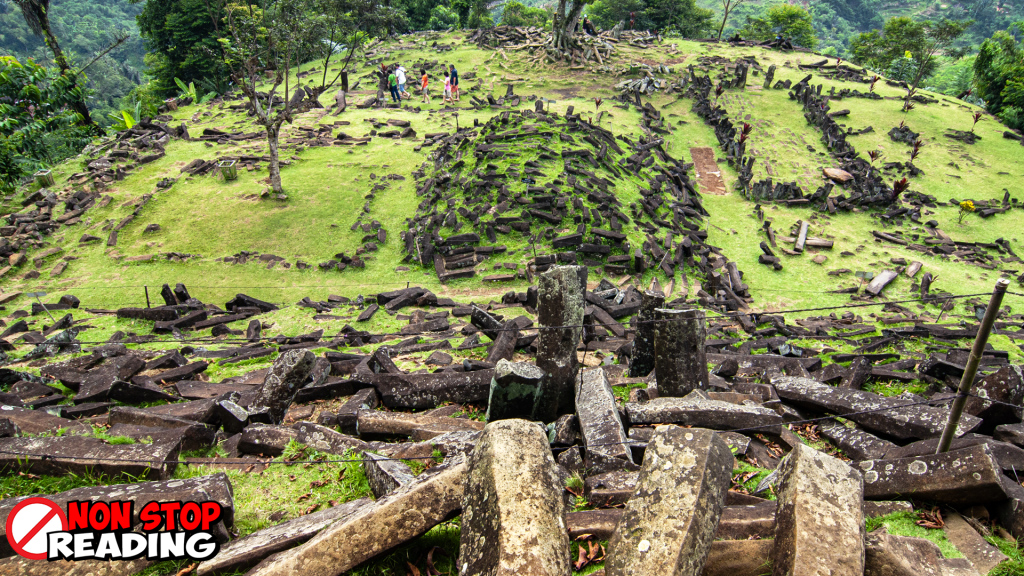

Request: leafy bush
left=999, top=106, right=1024, bottom=130
left=740, top=4, right=818, bottom=49
left=887, top=57, right=919, bottom=82
left=427, top=4, right=460, bottom=30
left=500, top=1, right=548, bottom=28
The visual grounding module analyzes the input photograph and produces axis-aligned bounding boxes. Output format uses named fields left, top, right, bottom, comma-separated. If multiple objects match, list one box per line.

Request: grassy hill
left=3, top=30, right=1024, bottom=575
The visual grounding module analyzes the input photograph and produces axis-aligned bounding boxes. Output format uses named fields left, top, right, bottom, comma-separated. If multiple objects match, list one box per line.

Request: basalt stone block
left=535, top=265, right=587, bottom=422
left=76, top=355, right=147, bottom=404
left=363, top=452, right=417, bottom=498
left=772, top=443, right=865, bottom=576
left=703, top=540, right=775, bottom=576
left=864, top=527, right=977, bottom=576
left=772, top=376, right=981, bottom=440
left=460, top=419, right=571, bottom=576
left=197, top=498, right=373, bottom=576
left=244, top=459, right=467, bottom=576
left=653, top=309, right=708, bottom=397
left=321, top=387, right=378, bottom=434
left=0, top=554, right=152, bottom=575
left=356, top=409, right=483, bottom=437
left=248, top=350, right=316, bottom=424
left=0, top=405, right=89, bottom=435
left=629, top=289, right=664, bottom=378
left=238, top=424, right=300, bottom=456
left=568, top=509, right=625, bottom=540
left=485, top=320, right=520, bottom=364
left=857, top=444, right=1008, bottom=504
left=576, top=368, right=633, bottom=469
left=0, top=418, right=20, bottom=437
left=605, top=426, right=733, bottom=576
left=715, top=504, right=777, bottom=541
left=216, top=400, right=251, bottom=435
left=487, top=359, right=545, bottom=421
left=995, top=422, right=1024, bottom=447
left=105, top=423, right=215, bottom=452
left=0, top=435, right=180, bottom=480
left=964, top=365, right=1024, bottom=429
left=585, top=470, right=638, bottom=508
left=365, top=369, right=494, bottom=409
left=818, top=420, right=898, bottom=461
left=292, top=421, right=372, bottom=454
left=625, top=391, right=782, bottom=434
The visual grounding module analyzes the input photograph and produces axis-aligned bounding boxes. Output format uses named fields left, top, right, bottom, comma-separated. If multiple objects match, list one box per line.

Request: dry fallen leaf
left=425, top=546, right=444, bottom=576
left=916, top=508, right=944, bottom=529
left=174, top=563, right=197, bottom=576
left=288, top=475, right=297, bottom=482
left=296, top=492, right=311, bottom=502
left=310, top=479, right=328, bottom=488
left=573, top=544, right=590, bottom=570
left=406, top=561, right=421, bottom=576
left=302, top=504, right=320, bottom=516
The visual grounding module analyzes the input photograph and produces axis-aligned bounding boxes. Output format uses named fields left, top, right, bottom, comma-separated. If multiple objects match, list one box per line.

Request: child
left=443, top=71, right=453, bottom=104
left=388, top=68, right=401, bottom=103
left=449, top=64, right=459, bottom=102
left=421, top=69, right=430, bottom=103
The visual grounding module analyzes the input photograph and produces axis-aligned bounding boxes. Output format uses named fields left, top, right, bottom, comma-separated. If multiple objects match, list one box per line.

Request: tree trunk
left=35, top=9, right=101, bottom=134
left=553, top=0, right=569, bottom=49
left=267, top=124, right=283, bottom=193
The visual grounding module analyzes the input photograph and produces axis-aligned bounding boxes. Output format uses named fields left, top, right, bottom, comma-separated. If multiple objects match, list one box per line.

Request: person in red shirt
left=420, top=69, right=430, bottom=104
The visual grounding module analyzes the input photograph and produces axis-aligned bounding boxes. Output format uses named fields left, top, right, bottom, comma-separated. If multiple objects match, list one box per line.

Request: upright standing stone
left=460, top=419, right=571, bottom=576
left=576, top=368, right=633, bottom=470
left=247, top=350, right=316, bottom=424
left=629, top=289, right=665, bottom=378
left=605, top=426, right=733, bottom=576
left=772, top=443, right=865, bottom=576
left=653, top=309, right=708, bottom=397
left=535, top=265, right=587, bottom=422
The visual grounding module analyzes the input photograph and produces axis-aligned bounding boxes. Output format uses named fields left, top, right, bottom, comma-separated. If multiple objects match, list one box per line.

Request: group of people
left=381, top=62, right=460, bottom=106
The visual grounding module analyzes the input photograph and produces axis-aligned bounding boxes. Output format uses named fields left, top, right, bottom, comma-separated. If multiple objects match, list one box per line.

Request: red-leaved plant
left=970, top=111, right=983, bottom=133
left=910, top=139, right=924, bottom=163
left=739, top=122, right=753, bottom=143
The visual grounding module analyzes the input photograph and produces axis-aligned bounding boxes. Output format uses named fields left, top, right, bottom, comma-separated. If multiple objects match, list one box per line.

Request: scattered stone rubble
left=2, top=270, right=1024, bottom=575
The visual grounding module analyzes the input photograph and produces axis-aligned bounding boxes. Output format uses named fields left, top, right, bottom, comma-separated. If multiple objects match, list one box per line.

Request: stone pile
left=2, top=268, right=1024, bottom=574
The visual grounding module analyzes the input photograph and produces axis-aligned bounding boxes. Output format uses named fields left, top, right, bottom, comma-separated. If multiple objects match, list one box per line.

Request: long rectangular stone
left=576, top=367, right=633, bottom=469
left=0, top=435, right=180, bottom=480
left=772, top=376, right=981, bottom=440
left=245, top=460, right=467, bottom=576
left=356, top=409, right=483, bottom=436
left=818, top=420, right=898, bottom=461
left=606, top=426, right=733, bottom=576
left=196, top=498, right=372, bottom=576
left=0, top=404, right=89, bottom=435
left=858, top=444, right=1008, bottom=504
left=772, top=443, right=865, bottom=576
left=364, top=370, right=494, bottom=409
left=625, top=392, right=782, bottom=434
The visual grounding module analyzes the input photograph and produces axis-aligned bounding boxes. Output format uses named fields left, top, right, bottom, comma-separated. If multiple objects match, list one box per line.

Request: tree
left=308, top=0, right=406, bottom=92
left=589, top=0, right=713, bottom=36
left=0, top=55, right=94, bottom=192
left=501, top=1, right=548, bottom=27
left=973, top=22, right=1024, bottom=129
left=12, top=0, right=102, bottom=134
left=207, top=0, right=318, bottom=194
left=552, top=0, right=592, bottom=50
left=717, top=0, right=747, bottom=41
left=900, top=19, right=973, bottom=110
left=850, top=17, right=932, bottom=77
left=428, top=4, right=460, bottom=30
left=740, top=4, right=817, bottom=49
left=135, top=0, right=228, bottom=96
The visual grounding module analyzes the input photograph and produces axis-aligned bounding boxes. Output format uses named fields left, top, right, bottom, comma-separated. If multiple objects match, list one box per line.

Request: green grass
left=986, top=535, right=1024, bottom=576
left=0, top=468, right=150, bottom=500
left=865, top=510, right=964, bottom=559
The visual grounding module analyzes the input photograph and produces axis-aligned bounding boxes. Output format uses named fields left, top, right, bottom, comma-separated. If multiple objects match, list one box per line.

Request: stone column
left=628, top=289, right=665, bottom=378
left=535, top=265, right=587, bottom=422
left=460, top=419, right=571, bottom=575
left=653, top=308, right=708, bottom=397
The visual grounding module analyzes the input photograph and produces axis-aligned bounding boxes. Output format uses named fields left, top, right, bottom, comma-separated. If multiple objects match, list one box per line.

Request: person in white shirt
left=395, top=65, right=409, bottom=99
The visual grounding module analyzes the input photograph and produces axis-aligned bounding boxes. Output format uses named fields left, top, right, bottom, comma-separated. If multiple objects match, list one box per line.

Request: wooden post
left=144, top=286, right=151, bottom=308
left=936, top=278, right=1009, bottom=453
left=654, top=308, right=708, bottom=396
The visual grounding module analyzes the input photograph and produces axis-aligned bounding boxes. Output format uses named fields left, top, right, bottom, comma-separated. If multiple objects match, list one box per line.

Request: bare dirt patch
left=690, top=147, right=727, bottom=195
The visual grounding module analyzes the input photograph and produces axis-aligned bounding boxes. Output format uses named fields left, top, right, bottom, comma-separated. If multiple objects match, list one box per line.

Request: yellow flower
left=959, top=200, right=975, bottom=212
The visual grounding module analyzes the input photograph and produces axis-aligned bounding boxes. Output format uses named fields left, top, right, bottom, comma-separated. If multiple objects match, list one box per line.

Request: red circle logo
left=5, top=497, right=68, bottom=560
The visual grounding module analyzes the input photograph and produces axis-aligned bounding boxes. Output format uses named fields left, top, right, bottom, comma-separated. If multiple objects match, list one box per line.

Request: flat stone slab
left=460, top=419, right=570, bottom=575
left=606, top=426, right=733, bottom=576
left=772, top=443, right=865, bottom=576
left=356, top=409, right=483, bottom=436
left=0, top=404, right=90, bottom=435
left=362, top=453, right=416, bottom=498
left=865, top=527, right=978, bottom=576
left=0, top=435, right=180, bottom=480
left=703, top=540, right=774, bottom=576
left=244, top=460, right=466, bottom=576
left=818, top=420, right=898, bottom=461
left=773, top=376, right=981, bottom=440
left=197, top=498, right=372, bottom=575
left=858, top=444, right=1008, bottom=504
left=576, top=367, right=633, bottom=467
left=0, top=556, right=153, bottom=576
left=942, top=511, right=1008, bottom=574
left=625, top=392, right=782, bottom=434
